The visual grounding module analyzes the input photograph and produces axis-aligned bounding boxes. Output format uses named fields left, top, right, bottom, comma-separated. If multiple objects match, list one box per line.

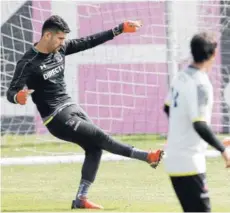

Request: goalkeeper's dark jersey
left=7, top=30, right=114, bottom=119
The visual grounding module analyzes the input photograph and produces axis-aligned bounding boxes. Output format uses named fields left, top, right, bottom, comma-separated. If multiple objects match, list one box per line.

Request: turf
left=1, top=135, right=230, bottom=212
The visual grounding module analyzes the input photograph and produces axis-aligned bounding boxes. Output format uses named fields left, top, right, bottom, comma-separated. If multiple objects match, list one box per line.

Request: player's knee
left=86, top=148, right=102, bottom=161
left=94, top=149, right=103, bottom=159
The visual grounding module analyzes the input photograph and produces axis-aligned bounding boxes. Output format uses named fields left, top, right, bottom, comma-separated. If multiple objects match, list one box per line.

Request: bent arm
left=7, top=60, right=31, bottom=104
left=193, top=121, right=225, bottom=152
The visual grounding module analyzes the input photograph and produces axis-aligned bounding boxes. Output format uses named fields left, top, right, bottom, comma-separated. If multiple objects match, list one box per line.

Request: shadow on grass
left=2, top=207, right=119, bottom=212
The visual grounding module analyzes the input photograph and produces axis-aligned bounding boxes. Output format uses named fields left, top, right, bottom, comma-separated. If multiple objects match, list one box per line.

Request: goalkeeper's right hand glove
left=15, top=89, right=34, bottom=105
left=113, top=20, right=142, bottom=36
left=223, top=138, right=230, bottom=147
left=222, top=149, right=230, bottom=168
left=222, top=138, right=230, bottom=168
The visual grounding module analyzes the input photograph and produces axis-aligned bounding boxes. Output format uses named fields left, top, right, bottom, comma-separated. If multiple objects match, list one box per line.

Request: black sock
left=76, top=179, right=91, bottom=199
left=130, top=148, right=148, bottom=162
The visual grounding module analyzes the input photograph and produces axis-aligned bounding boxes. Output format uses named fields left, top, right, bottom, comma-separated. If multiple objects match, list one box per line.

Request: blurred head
left=190, top=32, right=217, bottom=70
left=41, top=15, right=70, bottom=53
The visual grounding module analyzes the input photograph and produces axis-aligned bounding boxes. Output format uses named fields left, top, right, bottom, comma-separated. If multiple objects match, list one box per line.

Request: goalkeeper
left=7, top=15, right=163, bottom=210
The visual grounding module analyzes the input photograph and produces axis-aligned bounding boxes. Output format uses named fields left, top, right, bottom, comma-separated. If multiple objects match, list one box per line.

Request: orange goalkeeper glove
left=16, top=89, right=34, bottom=105
left=123, top=20, right=142, bottom=33
left=223, top=138, right=230, bottom=147
left=112, top=20, right=142, bottom=36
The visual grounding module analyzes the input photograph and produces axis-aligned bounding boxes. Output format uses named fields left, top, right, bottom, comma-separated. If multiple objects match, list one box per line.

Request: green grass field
left=1, top=135, right=230, bottom=212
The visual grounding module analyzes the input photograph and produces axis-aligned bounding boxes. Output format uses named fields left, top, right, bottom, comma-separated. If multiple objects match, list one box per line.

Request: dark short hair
left=190, top=32, right=217, bottom=63
left=42, top=15, right=70, bottom=35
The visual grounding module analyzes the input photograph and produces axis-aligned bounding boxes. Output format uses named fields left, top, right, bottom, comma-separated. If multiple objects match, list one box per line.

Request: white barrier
left=1, top=149, right=228, bottom=166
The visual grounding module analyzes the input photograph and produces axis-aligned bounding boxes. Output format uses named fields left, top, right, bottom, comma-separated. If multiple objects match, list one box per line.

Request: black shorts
left=46, top=104, right=132, bottom=157
left=46, top=104, right=96, bottom=150
left=170, top=173, right=211, bottom=212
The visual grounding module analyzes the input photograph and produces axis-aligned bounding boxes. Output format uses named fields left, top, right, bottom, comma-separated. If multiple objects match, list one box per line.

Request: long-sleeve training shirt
left=7, top=29, right=115, bottom=119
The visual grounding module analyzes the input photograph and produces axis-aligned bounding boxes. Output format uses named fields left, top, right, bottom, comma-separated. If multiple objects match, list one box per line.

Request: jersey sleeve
left=62, top=29, right=114, bottom=55
left=164, top=89, right=172, bottom=106
left=7, top=60, right=31, bottom=104
left=164, top=74, right=178, bottom=106
left=187, top=82, right=209, bottom=122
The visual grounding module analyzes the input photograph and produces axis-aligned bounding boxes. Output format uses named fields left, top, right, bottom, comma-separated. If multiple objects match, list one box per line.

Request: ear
left=213, top=48, right=217, bottom=57
left=43, top=31, right=52, bottom=40
left=210, top=48, right=217, bottom=61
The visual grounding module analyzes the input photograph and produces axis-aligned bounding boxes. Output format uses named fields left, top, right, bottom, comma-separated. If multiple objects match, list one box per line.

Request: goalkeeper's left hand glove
left=112, top=20, right=142, bottom=36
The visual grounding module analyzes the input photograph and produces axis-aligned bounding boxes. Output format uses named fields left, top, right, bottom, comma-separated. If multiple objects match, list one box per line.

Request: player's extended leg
left=47, top=105, right=163, bottom=168
left=71, top=111, right=163, bottom=209
left=73, top=118, right=163, bottom=168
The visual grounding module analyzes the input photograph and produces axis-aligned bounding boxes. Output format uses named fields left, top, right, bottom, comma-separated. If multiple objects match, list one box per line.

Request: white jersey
left=163, top=66, right=213, bottom=176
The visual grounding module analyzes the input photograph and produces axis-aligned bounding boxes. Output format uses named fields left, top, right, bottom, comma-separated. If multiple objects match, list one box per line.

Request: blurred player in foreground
left=7, top=15, right=163, bottom=209
left=163, top=32, right=230, bottom=212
